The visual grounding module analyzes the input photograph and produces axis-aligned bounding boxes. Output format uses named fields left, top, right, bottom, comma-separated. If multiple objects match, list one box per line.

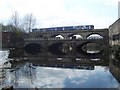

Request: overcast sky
left=0, top=0, right=119, bottom=29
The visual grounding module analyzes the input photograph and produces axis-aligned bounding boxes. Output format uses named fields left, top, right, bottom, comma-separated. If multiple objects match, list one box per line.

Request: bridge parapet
left=29, top=29, right=109, bottom=40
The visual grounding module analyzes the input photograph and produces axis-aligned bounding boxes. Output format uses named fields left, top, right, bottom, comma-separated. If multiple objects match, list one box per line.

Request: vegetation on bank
left=1, top=24, right=28, bottom=38
left=0, top=11, right=36, bottom=37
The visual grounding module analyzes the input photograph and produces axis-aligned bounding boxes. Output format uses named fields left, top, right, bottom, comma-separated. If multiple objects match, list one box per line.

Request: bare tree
left=10, top=12, right=19, bottom=26
left=23, top=13, right=36, bottom=33
left=9, top=11, right=20, bottom=32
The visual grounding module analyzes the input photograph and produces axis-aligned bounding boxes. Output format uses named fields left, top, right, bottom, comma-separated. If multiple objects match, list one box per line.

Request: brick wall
left=2, top=32, right=17, bottom=49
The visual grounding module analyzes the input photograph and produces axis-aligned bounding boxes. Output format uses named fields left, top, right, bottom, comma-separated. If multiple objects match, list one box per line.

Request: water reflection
left=0, top=51, right=120, bottom=89
left=109, top=59, right=120, bottom=84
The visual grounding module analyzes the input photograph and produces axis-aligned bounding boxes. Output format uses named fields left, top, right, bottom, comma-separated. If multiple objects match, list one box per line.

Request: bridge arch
left=68, top=33, right=83, bottom=39
left=86, top=33, right=103, bottom=39
left=48, top=42, right=67, bottom=55
left=51, top=34, right=64, bottom=39
left=24, top=43, right=41, bottom=55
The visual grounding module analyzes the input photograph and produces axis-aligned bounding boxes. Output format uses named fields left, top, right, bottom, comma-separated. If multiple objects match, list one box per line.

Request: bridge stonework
left=29, top=29, right=108, bottom=39
left=22, top=29, right=109, bottom=59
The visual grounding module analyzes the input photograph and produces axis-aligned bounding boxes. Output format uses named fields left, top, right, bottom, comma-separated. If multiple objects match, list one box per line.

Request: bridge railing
left=24, top=37, right=105, bottom=41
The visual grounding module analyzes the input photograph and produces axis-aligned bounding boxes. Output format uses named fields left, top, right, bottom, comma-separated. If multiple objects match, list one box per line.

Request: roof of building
left=109, top=18, right=120, bottom=28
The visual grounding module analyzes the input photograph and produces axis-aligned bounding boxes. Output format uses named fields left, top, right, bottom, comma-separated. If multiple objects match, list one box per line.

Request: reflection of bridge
left=22, top=29, right=109, bottom=58
left=109, top=59, right=120, bottom=84
left=10, top=57, right=109, bottom=70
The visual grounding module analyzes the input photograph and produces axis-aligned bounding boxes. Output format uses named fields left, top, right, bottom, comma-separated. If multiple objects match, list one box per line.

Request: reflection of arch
left=76, top=42, right=103, bottom=56
left=82, top=42, right=102, bottom=54
left=86, top=33, right=103, bottom=39
left=68, top=33, right=83, bottom=39
left=48, top=43, right=67, bottom=55
left=24, top=43, right=41, bottom=55
left=51, top=34, right=64, bottom=39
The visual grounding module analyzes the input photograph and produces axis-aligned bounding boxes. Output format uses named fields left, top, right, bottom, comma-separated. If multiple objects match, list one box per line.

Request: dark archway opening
left=48, top=43, right=67, bottom=56
left=68, top=33, right=76, bottom=37
left=24, top=43, right=41, bottom=55
left=51, top=34, right=59, bottom=38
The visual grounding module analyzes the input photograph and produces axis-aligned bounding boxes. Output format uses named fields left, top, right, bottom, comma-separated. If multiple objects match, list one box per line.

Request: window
left=113, top=33, right=120, bottom=41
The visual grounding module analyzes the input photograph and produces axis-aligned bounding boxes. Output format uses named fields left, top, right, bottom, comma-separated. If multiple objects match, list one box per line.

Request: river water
left=0, top=51, right=120, bottom=89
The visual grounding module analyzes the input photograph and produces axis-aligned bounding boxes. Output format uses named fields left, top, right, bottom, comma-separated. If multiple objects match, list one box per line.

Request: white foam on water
left=0, top=50, right=9, bottom=67
left=0, top=50, right=9, bottom=89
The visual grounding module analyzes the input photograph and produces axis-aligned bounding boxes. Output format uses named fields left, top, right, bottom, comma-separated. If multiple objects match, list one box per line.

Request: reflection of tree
left=19, top=62, right=36, bottom=84
left=28, top=62, right=36, bottom=84
left=10, top=61, right=36, bottom=87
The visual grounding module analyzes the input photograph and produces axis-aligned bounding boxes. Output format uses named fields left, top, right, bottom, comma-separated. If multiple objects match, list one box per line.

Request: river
left=0, top=50, right=120, bottom=89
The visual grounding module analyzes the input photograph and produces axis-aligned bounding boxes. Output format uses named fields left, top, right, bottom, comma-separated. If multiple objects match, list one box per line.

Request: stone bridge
left=21, top=29, right=109, bottom=59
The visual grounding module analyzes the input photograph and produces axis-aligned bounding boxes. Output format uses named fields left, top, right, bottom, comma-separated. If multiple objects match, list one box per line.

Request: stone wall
left=0, top=24, right=2, bottom=50
left=109, top=18, right=120, bottom=46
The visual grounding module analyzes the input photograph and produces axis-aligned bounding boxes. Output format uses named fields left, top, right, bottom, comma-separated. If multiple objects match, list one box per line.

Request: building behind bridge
left=1, top=32, right=17, bottom=49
